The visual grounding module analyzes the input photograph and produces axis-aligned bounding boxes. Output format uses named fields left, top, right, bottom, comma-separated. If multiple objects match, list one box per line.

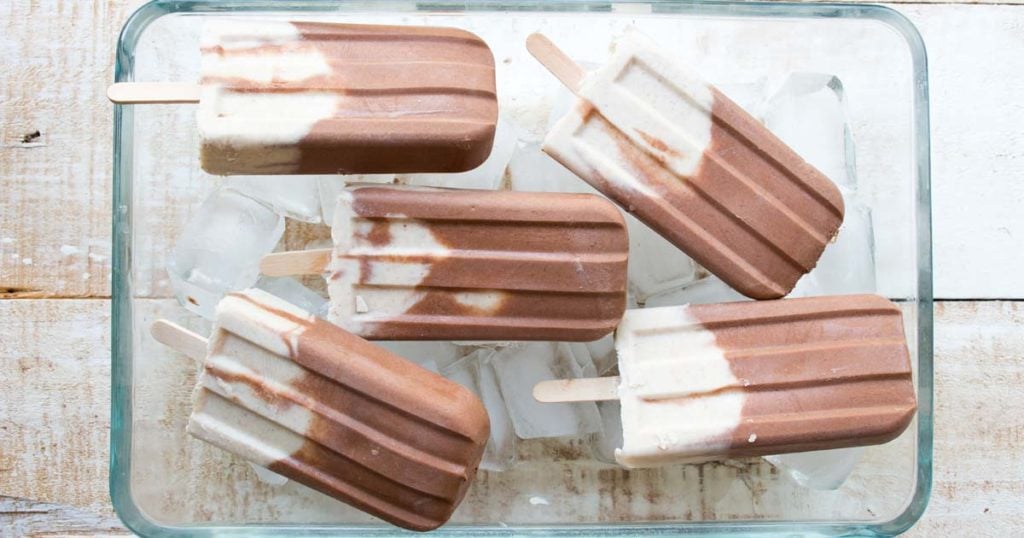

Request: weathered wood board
left=0, top=0, right=146, bottom=298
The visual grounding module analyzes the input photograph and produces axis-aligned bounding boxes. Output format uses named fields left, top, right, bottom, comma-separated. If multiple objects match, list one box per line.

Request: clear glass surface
left=110, top=1, right=933, bottom=535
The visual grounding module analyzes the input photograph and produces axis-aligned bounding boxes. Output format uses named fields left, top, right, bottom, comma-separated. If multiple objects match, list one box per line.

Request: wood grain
left=0, top=300, right=112, bottom=513
left=904, top=301, right=1024, bottom=536
left=0, top=0, right=144, bottom=299
left=901, top=4, right=1024, bottom=298
left=0, top=496, right=127, bottom=537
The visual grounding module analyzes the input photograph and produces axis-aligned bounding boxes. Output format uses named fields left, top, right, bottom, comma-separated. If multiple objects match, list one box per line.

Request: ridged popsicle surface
left=615, top=294, right=916, bottom=468
left=543, top=31, right=844, bottom=299
left=325, top=186, right=629, bottom=341
left=187, top=289, right=490, bottom=531
left=199, top=20, right=497, bottom=175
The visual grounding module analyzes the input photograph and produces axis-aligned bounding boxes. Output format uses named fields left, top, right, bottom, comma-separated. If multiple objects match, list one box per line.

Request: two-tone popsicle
left=261, top=185, right=630, bottom=341
left=534, top=294, right=917, bottom=468
left=528, top=30, right=845, bottom=299
left=109, top=19, right=498, bottom=175
left=152, top=289, right=490, bottom=531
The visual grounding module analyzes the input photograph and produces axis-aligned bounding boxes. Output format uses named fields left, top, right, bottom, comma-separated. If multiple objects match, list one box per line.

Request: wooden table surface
left=2, top=0, right=1022, bottom=535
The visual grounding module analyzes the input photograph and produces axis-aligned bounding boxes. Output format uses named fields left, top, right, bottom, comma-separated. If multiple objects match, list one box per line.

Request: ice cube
left=248, top=463, right=289, bottom=486
left=626, top=214, right=701, bottom=303
left=396, top=117, right=518, bottom=191
left=790, top=197, right=876, bottom=297
left=441, top=350, right=517, bottom=471
left=229, top=176, right=322, bottom=223
left=763, top=447, right=865, bottom=490
left=254, top=276, right=327, bottom=318
left=318, top=175, right=396, bottom=224
left=504, top=141, right=598, bottom=194
left=508, top=82, right=605, bottom=195
left=585, top=335, right=618, bottom=376
left=589, top=399, right=623, bottom=465
left=566, top=342, right=597, bottom=378
left=167, top=188, right=285, bottom=319
left=763, top=73, right=857, bottom=192
left=717, top=78, right=770, bottom=119
left=474, top=354, right=518, bottom=472
left=490, top=342, right=601, bottom=439
left=375, top=341, right=464, bottom=372
left=645, top=275, right=748, bottom=308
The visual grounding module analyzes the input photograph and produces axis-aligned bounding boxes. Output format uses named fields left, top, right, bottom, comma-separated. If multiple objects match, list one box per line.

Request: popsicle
left=151, top=289, right=490, bottom=531
left=533, top=294, right=916, bottom=468
left=108, top=19, right=498, bottom=175
left=261, top=185, right=629, bottom=341
left=528, top=31, right=845, bottom=299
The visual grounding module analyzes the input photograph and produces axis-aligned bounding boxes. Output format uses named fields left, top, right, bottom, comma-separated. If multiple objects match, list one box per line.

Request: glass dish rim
left=109, top=1, right=934, bottom=536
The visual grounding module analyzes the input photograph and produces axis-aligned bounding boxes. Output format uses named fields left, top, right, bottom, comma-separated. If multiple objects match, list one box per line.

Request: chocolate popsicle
left=152, top=289, right=489, bottom=531
left=261, top=185, right=629, bottom=341
left=529, top=30, right=845, bottom=299
left=533, top=294, right=917, bottom=468
left=109, top=19, right=498, bottom=176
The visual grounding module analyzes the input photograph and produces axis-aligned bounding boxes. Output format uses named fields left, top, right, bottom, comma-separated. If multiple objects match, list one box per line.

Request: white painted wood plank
left=0, top=0, right=145, bottom=298
left=905, top=301, right=1024, bottom=536
left=0, top=496, right=127, bottom=537
left=899, top=5, right=1024, bottom=298
left=0, top=300, right=113, bottom=514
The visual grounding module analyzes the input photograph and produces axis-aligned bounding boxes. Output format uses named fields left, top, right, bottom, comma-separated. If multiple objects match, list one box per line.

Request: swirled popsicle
left=109, top=20, right=498, bottom=176
left=261, top=185, right=629, bottom=341
left=529, top=30, right=844, bottom=299
left=533, top=294, right=917, bottom=468
left=152, top=289, right=490, bottom=531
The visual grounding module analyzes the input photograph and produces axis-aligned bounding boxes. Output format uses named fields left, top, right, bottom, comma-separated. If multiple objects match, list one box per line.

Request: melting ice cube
left=764, top=73, right=857, bottom=192
left=167, top=188, right=284, bottom=319
left=254, top=276, right=327, bottom=318
left=490, top=342, right=601, bottom=439
left=764, top=447, right=865, bottom=490
left=441, top=349, right=517, bottom=471
left=230, top=175, right=322, bottom=223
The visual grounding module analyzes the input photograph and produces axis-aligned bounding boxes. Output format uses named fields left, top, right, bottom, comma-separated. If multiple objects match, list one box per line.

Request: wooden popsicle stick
left=150, top=319, right=208, bottom=362
left=260, top=249, right=332, bottom=277
left=533, top=376, right=621, bottom=403
left=107, top=82, right=202, bottom=104
left=526, top=33, right=586, bottom=94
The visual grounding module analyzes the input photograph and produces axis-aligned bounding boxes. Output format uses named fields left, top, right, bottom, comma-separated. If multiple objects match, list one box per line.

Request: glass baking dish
left=109, top=0, right=933, bottom=535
